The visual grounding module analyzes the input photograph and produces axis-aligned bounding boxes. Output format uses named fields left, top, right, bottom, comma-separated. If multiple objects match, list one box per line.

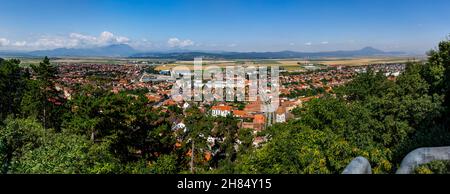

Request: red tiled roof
left=244, top=99, right=262, bottom=113
left=211, top=105, right=232, bottom=111
left=253, top=114, right=266, bottom=124
left=163, top=99, right=176, bottom=106
left=146, top=94, right=161, bottom=102
left=276, top=107, right=286, bottom=114
left=233, top=110, right=249, bottom=117
left=204, top=151, right=212, bottom=161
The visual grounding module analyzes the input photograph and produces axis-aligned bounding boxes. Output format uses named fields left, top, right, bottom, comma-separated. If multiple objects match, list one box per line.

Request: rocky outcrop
left=342, top=147, right=450, bottom=174
left=342, top=156, right=372, bottom=174
left=396, top=146, right=450, bottom=174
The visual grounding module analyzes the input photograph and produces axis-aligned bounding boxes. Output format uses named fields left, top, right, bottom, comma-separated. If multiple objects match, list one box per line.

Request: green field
left=10, top=56, right=425, bottom=71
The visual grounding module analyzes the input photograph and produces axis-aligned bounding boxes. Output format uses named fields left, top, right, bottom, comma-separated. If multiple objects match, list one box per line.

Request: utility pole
left=190, top=140, right=195, bottom=174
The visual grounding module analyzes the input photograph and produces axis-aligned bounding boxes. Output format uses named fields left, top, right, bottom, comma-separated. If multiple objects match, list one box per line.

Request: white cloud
left=28, top=36, right=74, bottom=48
left=305, top=42, right=312, bottom=46
left=69, top=33, right=97, bottom=44
left=0, top=38, right=10, bottom=46
left=228, top=43, right=237, bottom=47
left=69, top=31, right=130, bottom=47
left=168, top=37, right=194, bottom=47
left=12, top=41, right=27, bottom=47
left=99, top=31, right=114, bottom=42
left=289, top=43, right=295, bottom=46
left=321, top=41, right=329, bottom=45
left=10, top=31, right=131, bottom=49
left=127, top=38, right=154, bottom=50
left=0, top=31, right=132, bottom=50
left=115, top=36, right=130, bottom=43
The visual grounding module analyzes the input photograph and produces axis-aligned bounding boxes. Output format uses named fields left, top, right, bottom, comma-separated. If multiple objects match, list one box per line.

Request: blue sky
left=0, top=0, right=449, bottom=53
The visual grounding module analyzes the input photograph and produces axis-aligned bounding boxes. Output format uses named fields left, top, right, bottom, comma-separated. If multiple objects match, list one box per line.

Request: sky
left=0, top=0, right=449, bottom=53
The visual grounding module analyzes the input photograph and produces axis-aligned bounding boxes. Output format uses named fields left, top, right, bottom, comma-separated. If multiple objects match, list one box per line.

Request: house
left=182, top=102, right=190, bottom=109
left=172, top=122, right=186, bottom=132
left=233, top=110, right=251, bottom=118
left=204, top=151, right=212, bottom=162
left=240, top=122, right=254, bottom=130
left=253, top=114, right=266, bottom=132
left=253, top=136, right=266, bottom=148
left=159, top=70, right=171, bottom=75
left=253, top=114, right=266, bottom=124
left=175, top=142, right=182, bottom=149
left=211, top=105, right=232, bottom=117
left=163, top=99, right=176, bottom=106
left=244, top=97, right=262, bottom=113
left=145, top=93, right=161, bottom=102
left=281, top=100, right=298, bottom=111
left=275, top=107, right=286, bottom=123
left=207, top=136, right=215, bottom=144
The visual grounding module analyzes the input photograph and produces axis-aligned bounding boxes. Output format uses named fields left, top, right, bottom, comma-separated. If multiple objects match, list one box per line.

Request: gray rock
left=396, top=146, right=450, bottom=174
left=342, top=156, right=372, bottom=174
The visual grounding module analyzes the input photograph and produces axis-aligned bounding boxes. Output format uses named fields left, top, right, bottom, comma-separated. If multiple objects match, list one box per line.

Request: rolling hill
left=131, top=47, right=406, bottom=60
left=0, top=45, right=406, bottom=59
left=28, top=44, right=137, bottom=57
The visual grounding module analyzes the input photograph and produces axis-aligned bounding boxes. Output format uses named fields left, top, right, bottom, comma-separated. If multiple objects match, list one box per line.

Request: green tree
left=63, top=87, right=175, bottom=163
left=10, top=132, right=92, bottom=174
left=422, top=40, right=450, bottom=97
left=21, top=57, right=66, bottom=130
left=336, top=68, right=393, bottom=101
left=208, top=115, right=240, bottom=170
left=0, top=59, right=28, bottom=121
left=0, top=118, right=44, bottom=173
left=182, top=106, right=212, bottom=173
left=415, top=160, right=450, bottom=174
left=150, top=154, right=178, bottom=174
left=235, top=124, right=356, bottom=174
left=1, top=118, right=121, bottom=174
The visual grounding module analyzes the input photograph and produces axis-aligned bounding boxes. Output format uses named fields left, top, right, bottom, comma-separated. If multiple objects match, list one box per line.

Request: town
left=2, top=0, right=450, bottom=188
left=54, top=61, right=406, bottom=148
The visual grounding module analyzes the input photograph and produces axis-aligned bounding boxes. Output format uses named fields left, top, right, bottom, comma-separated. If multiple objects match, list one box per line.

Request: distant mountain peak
left=1, top=45, right=407, bottom=58
left=360, top=46, right=383, bottom=53
left=29, top=44, right=137, bottom=57
left=131, top=46, right=406, bottom=59
left=103, top=43, right=134, bottom=49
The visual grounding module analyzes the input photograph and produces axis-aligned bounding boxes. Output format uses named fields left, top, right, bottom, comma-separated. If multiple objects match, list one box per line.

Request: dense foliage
left=415, top=160, right=450, bottom=174
left=231, top=40, right=450, bottom=174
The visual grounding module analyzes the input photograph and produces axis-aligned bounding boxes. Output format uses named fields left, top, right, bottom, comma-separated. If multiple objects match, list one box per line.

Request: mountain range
left=0, top=44, right=407, bottom=59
